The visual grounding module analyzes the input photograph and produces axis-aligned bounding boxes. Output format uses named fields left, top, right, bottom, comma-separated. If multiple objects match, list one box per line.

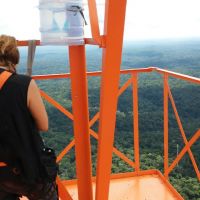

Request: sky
left=1, top=0, right=200, bottom=41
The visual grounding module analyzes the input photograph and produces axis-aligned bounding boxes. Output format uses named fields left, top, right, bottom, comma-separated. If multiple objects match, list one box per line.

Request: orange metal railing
left=160, top=69, right=200, bottom=181
left=31, top=67, right=200, bottom=199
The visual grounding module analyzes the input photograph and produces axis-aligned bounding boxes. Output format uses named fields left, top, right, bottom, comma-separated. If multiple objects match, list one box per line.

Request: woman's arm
left=27, top=79, right=48, bottom=131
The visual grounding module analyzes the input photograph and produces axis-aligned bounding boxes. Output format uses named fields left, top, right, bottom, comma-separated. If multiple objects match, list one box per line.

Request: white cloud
left=125, top=0, right=200, bottom=40
left=0, top=0, right=40, bottom=40
left=1, top=0, right=200, bottom=40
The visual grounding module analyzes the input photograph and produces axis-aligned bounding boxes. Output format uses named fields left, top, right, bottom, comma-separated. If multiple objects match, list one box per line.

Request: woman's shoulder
left=8, top=73, right=32, bottom=90
left=11, top=73, right=32, bottom=84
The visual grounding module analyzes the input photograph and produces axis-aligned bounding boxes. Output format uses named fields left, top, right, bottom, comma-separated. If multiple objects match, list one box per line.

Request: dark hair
left=0, top=35, right=19, bottom=72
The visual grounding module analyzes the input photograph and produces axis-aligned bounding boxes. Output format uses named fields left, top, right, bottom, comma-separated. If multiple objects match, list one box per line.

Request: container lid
left=39, top=0, right=83, bottom=4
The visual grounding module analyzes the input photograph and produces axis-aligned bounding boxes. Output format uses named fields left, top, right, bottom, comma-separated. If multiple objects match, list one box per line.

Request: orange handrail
left=28, top=66, right=200, bottom=199
left=35, top=67, right=200, bottom=180
left=17, top=38, right=103, bottom=46
left=32, top=67, right=154, bottom=80
left=155, top=68, right=200, bottom=84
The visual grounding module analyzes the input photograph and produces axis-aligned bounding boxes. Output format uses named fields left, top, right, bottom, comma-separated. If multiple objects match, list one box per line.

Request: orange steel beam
left=56, top=139, right=75, bottom=163
left=84, top=38, right=101, bottom=45
left=89, top=112, right=99, bottom=128
left=155, top=170, right=184, bottom=200
left=89, top=78, right=133, bottom=127
left=89, top=129, right=136, bottom=168
left=112, top=149, right=135, bottom=168
left=155, top=68, right=200, bottom=84
left=118, top=78, right=133, bottom=96
left=56, top=177, right=73, bottom=200
left=17, top=38, right=104, bottom=46
left=33, top=73, right=71, bottom=80
left=95, top=0, right=127, bottom=199
left=163, top=74, right=169, bottom=179
left=87, top=0, right=102, bottom=45
left=167, top=85, right=200, bottom=180
left=40, top=90, right=73, bottom=120
left=132, top=73, right=140, bottom=172
left=69, top=45, right=93, bottom=200
left=32, top=67, right=154, bottom=80
left=17, top=40, right=40, bottom=46
left=165, top=129, right=200, bottom=176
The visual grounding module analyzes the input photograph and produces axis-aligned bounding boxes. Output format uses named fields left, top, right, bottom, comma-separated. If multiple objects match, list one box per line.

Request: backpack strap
left=0, top=71, right=12, bottom=167
left=0, top=71, right=12, bottom=90
left=0, top=162, right=6, bottom=167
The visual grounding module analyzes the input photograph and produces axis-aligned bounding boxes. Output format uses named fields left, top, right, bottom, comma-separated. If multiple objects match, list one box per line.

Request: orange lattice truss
left=16, top=0, right=200, bottom=199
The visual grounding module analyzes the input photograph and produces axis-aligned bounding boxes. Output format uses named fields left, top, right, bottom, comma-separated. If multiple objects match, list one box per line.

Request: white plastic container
left=39, top=0, right=84, bottom=45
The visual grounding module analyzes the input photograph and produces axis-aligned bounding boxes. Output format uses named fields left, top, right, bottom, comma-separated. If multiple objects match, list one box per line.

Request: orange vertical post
left=132, top=73, right=140, bottom=172
left=69, top=45, right=93, bottom=200
left=163, top=74, right=169, bottom=178
left=87, top=0, right=101, bottom=44
left=95, top=0, right=127, bottom=199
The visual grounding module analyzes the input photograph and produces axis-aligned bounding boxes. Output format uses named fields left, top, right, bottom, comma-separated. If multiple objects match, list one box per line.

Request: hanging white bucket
left=39, top=0, right=84, bottom=45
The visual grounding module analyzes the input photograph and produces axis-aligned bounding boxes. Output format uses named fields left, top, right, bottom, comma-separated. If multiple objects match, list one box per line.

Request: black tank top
left=0, top=69, right=45, bottom=183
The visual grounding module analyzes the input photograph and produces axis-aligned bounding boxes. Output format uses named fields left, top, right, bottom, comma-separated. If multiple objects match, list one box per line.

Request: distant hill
left=18, top=39, right=200, bottom=77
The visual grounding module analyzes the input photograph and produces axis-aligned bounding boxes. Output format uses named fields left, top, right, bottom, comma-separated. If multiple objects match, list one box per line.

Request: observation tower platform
left=63, top=170, right=182, bottom=200
left=21, top=170, right=182, bottom=200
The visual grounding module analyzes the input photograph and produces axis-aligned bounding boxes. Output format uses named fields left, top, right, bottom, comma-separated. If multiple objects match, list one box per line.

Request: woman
left=0, top=35, right=58, bottom=200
